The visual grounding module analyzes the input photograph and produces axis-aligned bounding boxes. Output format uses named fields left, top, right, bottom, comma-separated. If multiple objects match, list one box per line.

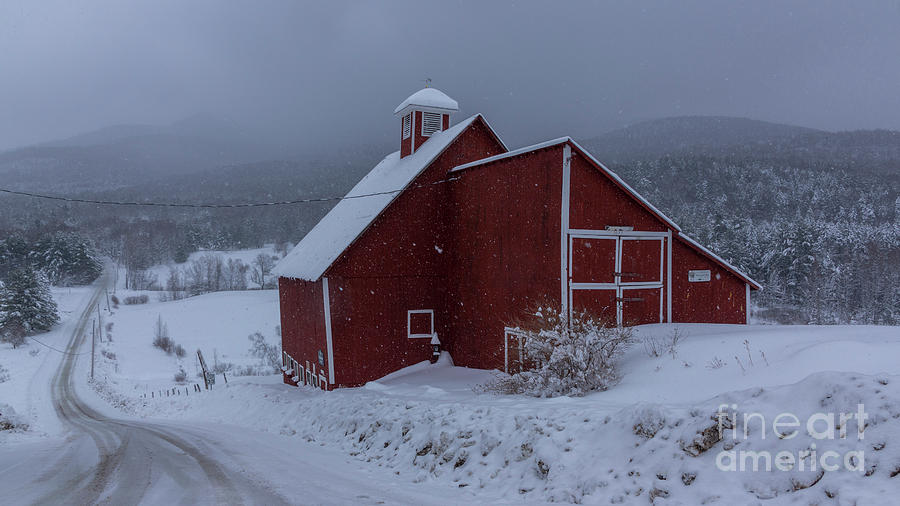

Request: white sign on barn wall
left=688, top=270, right=711, bottom=282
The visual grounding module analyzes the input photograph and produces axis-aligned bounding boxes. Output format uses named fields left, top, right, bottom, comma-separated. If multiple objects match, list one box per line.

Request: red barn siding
left=447, top=147, right=564, bottom=369
left=672, top=238, right=747, bottom=323
left=568, top=152, right=668, bottom=232
left=319, top=117, right=506, bottom=385
left=327, top=276, right=441, bottom=387
left=277, top=277, right=328, bottom=386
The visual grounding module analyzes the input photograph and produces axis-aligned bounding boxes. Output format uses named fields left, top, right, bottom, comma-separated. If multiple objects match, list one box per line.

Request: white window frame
left=402, top=113, right=411, bottom=139
left=421, top=112, right=442, bottom=137
left=407, top=309, right=434, bottom=338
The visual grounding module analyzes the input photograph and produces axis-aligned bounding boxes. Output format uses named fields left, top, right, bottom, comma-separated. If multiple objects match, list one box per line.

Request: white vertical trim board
left=666, top=229, right=673, bottom=323
left=321, top=277, right=335, bottom=385
left=745, top=283, right=751, bottom=324
left=560, top=144, right=572, bottom=319
left=409, top=112, right=416, bottom=154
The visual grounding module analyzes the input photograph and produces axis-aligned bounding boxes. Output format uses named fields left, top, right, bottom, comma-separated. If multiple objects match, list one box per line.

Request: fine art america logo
left=715, top=403, right=867, bottom=473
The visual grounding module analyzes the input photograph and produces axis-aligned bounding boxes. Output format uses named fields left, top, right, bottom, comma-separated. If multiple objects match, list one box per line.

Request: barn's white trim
left=568, top=229, right=668, bottom=238
left=410, top=111, right=416, bottom=153
left=407, top=309, right=435, bottom=338
left=745, top=283, right=751, bottom=324
left=503, top=327, right=527, bottom=374
left=322, top=277, right=335, bottom=385
left=666, top=229, right=673, bottom=323
left=561, top=144, right=571, bottom=318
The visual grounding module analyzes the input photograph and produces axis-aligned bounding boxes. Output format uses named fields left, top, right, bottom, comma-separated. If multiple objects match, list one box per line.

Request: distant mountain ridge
left=0, top=114, right=287, bottom=193
left=579, top=116, right=820, bottom=161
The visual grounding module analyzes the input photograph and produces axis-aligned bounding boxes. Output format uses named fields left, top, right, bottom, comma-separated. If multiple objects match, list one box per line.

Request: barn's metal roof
left=274, top=114, right=483, bottom=281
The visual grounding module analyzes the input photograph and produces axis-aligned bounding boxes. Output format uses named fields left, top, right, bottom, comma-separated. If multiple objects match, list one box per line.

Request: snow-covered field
left=94, top=289, right=280, bottom=401
left=86, top=284, right=900, bottom=505
left=134, top=245, right=283, bottom=291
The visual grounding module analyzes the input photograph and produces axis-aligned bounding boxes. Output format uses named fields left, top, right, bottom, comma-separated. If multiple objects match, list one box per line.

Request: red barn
left=274, top=88, right=760, bottom=390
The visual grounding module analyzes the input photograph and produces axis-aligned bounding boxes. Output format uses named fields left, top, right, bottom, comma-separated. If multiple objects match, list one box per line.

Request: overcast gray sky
left=1, top=1, right=899, bottom=152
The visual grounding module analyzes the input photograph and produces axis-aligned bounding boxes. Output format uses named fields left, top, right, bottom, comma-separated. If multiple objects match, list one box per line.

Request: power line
left=0, top=176, right=461, bottom=209
left=28, top=335, right=90, bottom=356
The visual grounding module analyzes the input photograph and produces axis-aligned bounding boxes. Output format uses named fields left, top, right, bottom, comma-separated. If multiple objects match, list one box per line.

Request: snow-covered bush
left=248, top=328, right=281, bottom=373
left=151, top=315, right=184, bottom=357
left=0, top=363, right=9, bottom=383
left=124, top=294, right=149, bottom=305
left=0, top=403, right=28, bottom=432
left=483, top=309, right=634, bottom=397
left=643, top=327, right=684, bottom=358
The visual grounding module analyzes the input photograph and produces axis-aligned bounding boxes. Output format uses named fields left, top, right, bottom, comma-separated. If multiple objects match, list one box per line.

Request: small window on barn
left=421, top=112, right=442, bottom=136
left=408, top=309, right=434, bottom=338
left=402, top=113, right=411, bottom=139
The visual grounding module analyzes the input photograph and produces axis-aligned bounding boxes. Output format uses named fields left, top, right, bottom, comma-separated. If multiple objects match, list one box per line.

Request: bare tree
left=250, top=253, right=276, bottom=289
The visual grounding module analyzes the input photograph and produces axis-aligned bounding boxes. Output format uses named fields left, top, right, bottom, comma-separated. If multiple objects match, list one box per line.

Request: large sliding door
left=568, top=232, right=666, bottom=326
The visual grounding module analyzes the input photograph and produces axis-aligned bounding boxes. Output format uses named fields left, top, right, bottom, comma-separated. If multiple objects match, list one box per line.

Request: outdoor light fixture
left=431, top=333, right=441, bottom=363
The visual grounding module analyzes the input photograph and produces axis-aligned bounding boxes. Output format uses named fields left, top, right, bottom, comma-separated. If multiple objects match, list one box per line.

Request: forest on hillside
left=583, top=121, right=900, bottom=324
left=1, top=116, right=897, bottom=324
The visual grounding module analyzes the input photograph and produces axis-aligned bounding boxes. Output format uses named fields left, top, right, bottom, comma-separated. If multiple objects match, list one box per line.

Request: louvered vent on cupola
left=402, top=114, right=411, bottom=139
left=422, top=112, right=443, bottom=136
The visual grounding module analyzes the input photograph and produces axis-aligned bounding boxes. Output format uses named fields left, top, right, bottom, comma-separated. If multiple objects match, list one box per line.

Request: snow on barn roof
left=274, top=115, right=482, bottom=281
left=393, top=88, right=459, bottom=116
left=452, top=137, right=683, bottom=233
left=676, top=233, right=762, bottom=290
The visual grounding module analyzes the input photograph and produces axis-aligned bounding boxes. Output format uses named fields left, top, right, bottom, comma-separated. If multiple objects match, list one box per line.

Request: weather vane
left=424, top=78, right=432, bottom=88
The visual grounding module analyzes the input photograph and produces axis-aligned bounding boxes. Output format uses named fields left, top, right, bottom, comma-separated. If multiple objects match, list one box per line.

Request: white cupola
left=394, top=87, right=458, bottom=158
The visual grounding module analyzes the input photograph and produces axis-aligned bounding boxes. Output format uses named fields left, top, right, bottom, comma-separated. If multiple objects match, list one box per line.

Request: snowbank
left=92, top=314, right=900, bottom=503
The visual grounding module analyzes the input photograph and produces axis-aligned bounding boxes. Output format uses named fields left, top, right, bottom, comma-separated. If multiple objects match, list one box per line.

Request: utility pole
left=97, top=304, right=102, bottom=342
left=91, top=320, right=96, bottom=380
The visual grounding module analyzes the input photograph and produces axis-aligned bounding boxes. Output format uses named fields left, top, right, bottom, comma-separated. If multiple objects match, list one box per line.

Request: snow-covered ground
left=87, top=282, right=900, bottom=505
left=0, top=286, right=97, bottom=442
left=94, top=289, right=280, bottom=401
left=6, top=274, right=900, bottom=503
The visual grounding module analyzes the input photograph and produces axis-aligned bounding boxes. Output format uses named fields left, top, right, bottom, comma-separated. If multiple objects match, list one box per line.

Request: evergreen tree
left=0, top=268, right=59, bottom=348
left=30, top=232, right=102, bottom=286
